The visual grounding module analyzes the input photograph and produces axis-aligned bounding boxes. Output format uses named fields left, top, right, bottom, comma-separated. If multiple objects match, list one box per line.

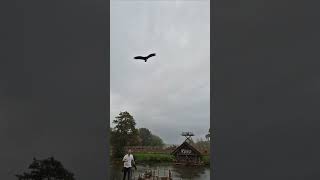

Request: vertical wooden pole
left=152, top=170, right=154, bottom=180
left=154, top=170, right=156, bottom=180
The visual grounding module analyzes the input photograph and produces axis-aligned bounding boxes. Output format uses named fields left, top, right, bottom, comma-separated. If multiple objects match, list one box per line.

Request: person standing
left=122, top=149, right=136, bottom=180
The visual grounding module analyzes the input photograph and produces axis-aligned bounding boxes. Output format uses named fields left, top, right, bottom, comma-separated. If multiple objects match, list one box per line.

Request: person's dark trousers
left=123, top=167, right=132, bottom=180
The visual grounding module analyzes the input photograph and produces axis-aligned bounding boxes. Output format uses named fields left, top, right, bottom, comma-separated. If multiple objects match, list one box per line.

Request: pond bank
left=110, top=162, right=210, bottom=180
left=112, top=152, right=210, bottom=165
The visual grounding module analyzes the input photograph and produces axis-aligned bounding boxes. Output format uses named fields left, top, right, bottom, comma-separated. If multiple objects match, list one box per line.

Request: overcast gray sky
left=110, top=0, right=210, bottom=144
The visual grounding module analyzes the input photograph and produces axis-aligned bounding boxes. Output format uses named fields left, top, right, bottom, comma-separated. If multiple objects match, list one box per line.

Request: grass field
left=111, top=152, right=210, bottom=165
left=134, top=152, right=174, bottom=163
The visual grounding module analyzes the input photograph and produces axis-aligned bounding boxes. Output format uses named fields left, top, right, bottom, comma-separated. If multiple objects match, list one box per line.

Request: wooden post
left=152, top=170, right=154, bottom=180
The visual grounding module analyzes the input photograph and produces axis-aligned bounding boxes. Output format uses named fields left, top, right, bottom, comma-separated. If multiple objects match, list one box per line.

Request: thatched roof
left=171, top=141, right=202, bottom=156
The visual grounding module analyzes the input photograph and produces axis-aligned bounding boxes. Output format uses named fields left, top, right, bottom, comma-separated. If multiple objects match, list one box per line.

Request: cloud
left=111, top=0, right=210, bottom=144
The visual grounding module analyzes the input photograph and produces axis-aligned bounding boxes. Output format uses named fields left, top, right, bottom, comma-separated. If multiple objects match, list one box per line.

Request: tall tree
left=111, top=111, right=139, bottom=157
left=15, top=157, right=75, bottom=180
left=138, top=128, right=152, bottom=146
left=150, top=135, right=164, bottom=147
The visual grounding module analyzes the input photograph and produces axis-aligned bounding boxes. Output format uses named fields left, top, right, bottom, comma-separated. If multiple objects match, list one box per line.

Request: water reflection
left=110, top=162, right=210, bottom=180
left=171, top=165, right=208, bottom=179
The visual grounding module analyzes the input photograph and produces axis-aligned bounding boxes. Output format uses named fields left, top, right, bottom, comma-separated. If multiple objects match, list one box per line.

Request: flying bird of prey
left=134, top=53, right=156, bottom=62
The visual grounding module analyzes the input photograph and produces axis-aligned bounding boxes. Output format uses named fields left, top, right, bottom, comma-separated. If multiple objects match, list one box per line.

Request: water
left=110, top=162, right=210, bottom=180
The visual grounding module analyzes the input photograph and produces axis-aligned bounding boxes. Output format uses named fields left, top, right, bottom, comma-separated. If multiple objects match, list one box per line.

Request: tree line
left=110, top=111, right=165, bottom=158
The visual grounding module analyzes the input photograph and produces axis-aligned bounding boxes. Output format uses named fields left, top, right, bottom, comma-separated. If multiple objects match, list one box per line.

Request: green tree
left=195, top=138, right=210, bottom=150
left=15, top=157, right=75, bottom=180
left=138, top=128, right=152, bottom=146
left=111, top=111, right=139, bottom=158
left=150, top=135, right=164, bottom=147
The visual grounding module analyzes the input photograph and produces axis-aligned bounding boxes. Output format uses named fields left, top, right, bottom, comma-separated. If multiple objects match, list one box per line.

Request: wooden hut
left=171, top=141, right=202, bottom=165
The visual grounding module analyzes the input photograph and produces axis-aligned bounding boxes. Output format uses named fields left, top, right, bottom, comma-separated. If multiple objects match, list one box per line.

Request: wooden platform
left=173, top=161, right=204, bottom=166
left=133, top=169, right=173, bottom=180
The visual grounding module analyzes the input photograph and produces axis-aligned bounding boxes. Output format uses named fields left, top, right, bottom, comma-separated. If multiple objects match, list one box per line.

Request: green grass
left=134, top=152, right=174, bottom=163
left=111, top=152, right=210, bottom=165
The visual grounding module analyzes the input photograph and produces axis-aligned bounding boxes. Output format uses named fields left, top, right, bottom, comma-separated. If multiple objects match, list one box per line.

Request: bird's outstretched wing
left=147, top=53, right=156, bottom=59
left=134, top=56, right=144, bottom=59
left=134, top=56, right=145, bottom=60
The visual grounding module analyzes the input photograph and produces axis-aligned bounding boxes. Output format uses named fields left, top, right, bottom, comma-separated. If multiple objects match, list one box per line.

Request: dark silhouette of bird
left=134, top=53, right=156, bottom=62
